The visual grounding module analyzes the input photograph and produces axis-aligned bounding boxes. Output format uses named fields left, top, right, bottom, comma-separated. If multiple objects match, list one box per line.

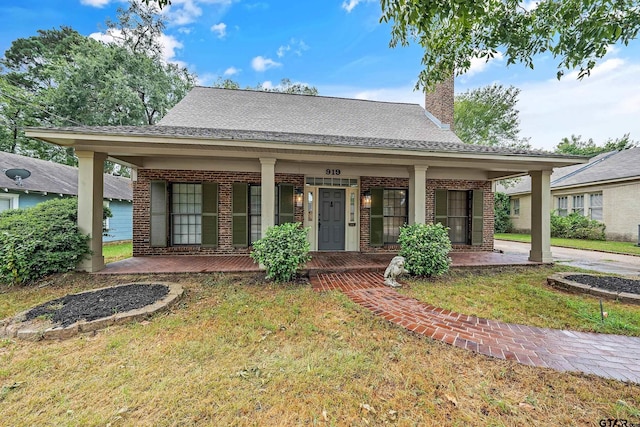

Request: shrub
left=250, top=222, right=311, bottom=282
left=494, top=192, right=513, bottom=233
left=0, top=198, right=91, bottom=285
left=550, top=212, right=606, bottom=240
left=398, top=223, right=452, bottom=277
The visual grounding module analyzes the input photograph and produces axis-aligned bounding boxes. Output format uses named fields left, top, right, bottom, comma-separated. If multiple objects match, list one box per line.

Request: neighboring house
left=26, top=84, right=583, bottom=272
left=499, top=148, right=640, bottom=242
left=0, top=151, right=133, bottom=242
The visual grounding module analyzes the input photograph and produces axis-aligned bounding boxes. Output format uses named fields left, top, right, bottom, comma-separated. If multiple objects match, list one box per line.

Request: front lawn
left=103, top=241, right=133, bottom=264
left=1, top=270, right=639, bottom=425
left=496, top=233, right=640, bottom=256
left=403, top=267, right=640, bottom=336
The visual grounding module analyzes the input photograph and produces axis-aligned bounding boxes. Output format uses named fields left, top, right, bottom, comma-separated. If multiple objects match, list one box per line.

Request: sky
left=1, top=0, right=639, bottom=151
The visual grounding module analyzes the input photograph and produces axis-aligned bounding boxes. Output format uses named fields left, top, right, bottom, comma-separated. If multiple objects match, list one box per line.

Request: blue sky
left=2, top=0, right=640, bottom=151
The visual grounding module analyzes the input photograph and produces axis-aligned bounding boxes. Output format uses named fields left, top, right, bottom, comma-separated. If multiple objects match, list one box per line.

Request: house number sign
left=325, top=169, right=341, bottom=176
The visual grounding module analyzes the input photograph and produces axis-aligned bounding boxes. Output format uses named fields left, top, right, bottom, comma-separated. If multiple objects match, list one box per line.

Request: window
left=557, top=196, right=568, bottom=216
left=171, top=183, right=202, bottom=244
left=447, top=191, right=469, bottom=244
left=0, top=194, right=18, bottom=213
left=383, top=189, right=408, bottom=244
left=103, top=201, right=110, bottom=232
left=572, top=195, right=584, bottom=215
left=589, top=192, right=603, bottom=221
left=249, top=185, right=262, bottom=243
left=510, top=198, right=520, bottom=216
left=435, top=189, right=484, bottom=246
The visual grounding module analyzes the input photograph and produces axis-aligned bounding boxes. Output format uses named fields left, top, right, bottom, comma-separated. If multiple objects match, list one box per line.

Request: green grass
left=496, top=233, right=640, bottom=256
left=403, top=266, right=640, bottom=336
left=1, top=271, right=639, bottom=425
left=102, top=241, right=132, bottom=264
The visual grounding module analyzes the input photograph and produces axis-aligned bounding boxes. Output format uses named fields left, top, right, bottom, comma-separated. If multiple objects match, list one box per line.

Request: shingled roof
left=499, top=148, right=640, bottom=194
left=0, top=151, right=132, bottom=200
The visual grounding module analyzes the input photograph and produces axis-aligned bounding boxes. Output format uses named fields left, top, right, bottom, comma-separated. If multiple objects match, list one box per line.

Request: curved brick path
left=311, top=272, right=640, bottom=383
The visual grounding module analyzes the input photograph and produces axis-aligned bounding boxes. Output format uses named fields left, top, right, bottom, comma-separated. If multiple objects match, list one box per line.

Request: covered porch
left=96, top=250, right=541, bottom=275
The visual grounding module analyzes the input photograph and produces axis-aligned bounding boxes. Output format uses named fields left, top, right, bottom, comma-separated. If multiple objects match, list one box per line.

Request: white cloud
left=516, top=58, right=640, bottom=150
left=80, top=0, right=111, bottom=7
left=251, top=56, right=282, bottom=72
left=261, top=80, right=274, bottom=90
left=164, top=0, right=233, bottom=26
left=224, top=66, right=240, bottom=76
left=177, top=27, right=193, bottom=34
left=276, top=39, right=309, bottom=58
left=211, top=22, right=227, bottom=38
left=520, top=1, right=539, bottom=11
left=89, top=29, right=185, bottom=65
left=341, top=0, right=375, bottom=13
left=462, top=51, right=504, bottom=77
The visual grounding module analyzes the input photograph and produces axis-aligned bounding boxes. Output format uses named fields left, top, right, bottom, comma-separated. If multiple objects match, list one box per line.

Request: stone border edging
left=547, top=272, right=640, bottom=305
left=0, top=282, right=183, bottom=341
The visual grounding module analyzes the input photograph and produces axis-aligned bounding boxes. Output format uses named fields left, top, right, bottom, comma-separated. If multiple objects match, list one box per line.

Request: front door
left=318, top=188, right=345, bottom=250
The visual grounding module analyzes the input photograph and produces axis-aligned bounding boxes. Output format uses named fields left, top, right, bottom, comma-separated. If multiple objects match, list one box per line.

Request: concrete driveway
left=495, top=240, right=640, bottom=276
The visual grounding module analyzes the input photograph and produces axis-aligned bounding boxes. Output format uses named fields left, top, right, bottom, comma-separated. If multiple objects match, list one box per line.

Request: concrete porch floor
left=97, top=251, right=541, bottom=275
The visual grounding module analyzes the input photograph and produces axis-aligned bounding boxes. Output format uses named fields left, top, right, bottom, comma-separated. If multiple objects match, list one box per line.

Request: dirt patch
left=1, top=282, right=183, bottom=340
left=24, top=284, right=169, bottom=327
left=565, top=274, right=640, bottom=295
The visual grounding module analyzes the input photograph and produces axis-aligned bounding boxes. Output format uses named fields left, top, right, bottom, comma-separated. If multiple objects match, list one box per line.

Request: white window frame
left=589, top=192, right=603, bottom=221
left=556, top=196, right=568, bottom=217
left=572, top=195, right=585, bottom=216
left=0, top=194, right=19, bottom=212
left=511, top=198, right=520, bottom=216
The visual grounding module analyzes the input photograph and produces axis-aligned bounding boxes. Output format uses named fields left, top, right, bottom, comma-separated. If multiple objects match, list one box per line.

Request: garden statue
left=384, top=256, right=408, bottom=288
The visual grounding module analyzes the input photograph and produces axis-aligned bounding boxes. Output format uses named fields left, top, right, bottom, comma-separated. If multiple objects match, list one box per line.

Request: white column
left=529, top=170, right=553, bottom=263
left=76, top=151, right=107, bottom=272
left=408, top=165, right=428, bottom=224
left=260, top=158, right=276, bottom=236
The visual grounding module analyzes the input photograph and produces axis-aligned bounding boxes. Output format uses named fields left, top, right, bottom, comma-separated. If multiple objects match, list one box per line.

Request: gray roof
left=27, top=87, right=582, bottom=159
left=159, top=86, right=461, bottom=143
left=499, top=148, right=640, bottom=194
left=0, top=151, right=133, bottom=200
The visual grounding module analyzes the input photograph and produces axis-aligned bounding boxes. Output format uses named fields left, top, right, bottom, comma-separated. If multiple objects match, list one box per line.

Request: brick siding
left=133, top=169, right=303, bottom=256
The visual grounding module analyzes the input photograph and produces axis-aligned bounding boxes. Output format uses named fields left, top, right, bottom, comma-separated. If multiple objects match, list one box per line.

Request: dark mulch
left=25, top=284, right=169, bottom=327
left=566, top=274, right=640, bottom=295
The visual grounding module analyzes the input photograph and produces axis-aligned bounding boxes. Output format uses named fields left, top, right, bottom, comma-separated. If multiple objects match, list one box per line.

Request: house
left=25, top=83, right=584, bottom=272
left=0, top=151, right=133, bottom=242
left=499, top=148, right=640, bottom=242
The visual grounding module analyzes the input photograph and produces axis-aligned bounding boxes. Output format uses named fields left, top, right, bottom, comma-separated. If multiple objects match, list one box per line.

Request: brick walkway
left=312, top=272, right=640, bottom=383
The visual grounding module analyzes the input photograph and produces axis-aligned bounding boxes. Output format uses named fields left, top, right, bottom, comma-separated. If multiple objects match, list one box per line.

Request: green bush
left=250, top=222, right=311, bottom=282
left=494, top=192, right=513, bottom=233
left=398, top=223, right=452, bottom=277
left=0, top=198, right=91, bottom=285
left=550, top=212, right=606, bottom=240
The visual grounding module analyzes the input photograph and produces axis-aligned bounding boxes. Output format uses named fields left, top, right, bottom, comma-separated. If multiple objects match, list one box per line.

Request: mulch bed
left=565, top=274, right=640, bottom=295
left=25, top=284, right=169, bottom=327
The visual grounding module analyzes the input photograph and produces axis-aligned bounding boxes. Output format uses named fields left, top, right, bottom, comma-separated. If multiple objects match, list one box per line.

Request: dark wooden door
left=318, top=189, right=345, bottom=250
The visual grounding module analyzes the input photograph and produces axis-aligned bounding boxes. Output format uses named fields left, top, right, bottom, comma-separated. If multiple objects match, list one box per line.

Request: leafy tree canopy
left=213, top=77, right=319, bottom=95
left=554, top=133, right=638, bottom=156
left=0, top=2, right=194, bottom=171
left=380, top=0, right=640, bottom=89
left=454, top=84, right=530, bottom=149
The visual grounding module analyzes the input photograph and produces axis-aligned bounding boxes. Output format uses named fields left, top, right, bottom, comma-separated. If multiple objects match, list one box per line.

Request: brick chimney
left=424, top=75, right=454, bottom=130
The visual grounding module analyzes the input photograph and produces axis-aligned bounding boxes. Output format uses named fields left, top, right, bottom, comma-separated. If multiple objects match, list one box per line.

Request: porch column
left=76, top=150, right=107, bottom=272
left=408, top=165, right=428, bottom=224
left=529, top=170, right=553, bottom=263
left=260, top=158, right=276, bottom=236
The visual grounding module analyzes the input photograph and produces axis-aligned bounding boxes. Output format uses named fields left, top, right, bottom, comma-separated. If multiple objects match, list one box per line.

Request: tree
left=0, top=3, right=195, bottom=168
left=213, top=77, right=319, bottom=95
left=554, top=134, right=638, bottom=156
left=454, top=84, right=530, bottom=149
left=380, top=0, right=640, bottom=89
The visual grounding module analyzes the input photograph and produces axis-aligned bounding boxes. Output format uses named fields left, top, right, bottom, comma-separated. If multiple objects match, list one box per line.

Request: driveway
left=495, top=240, right=640, bottom=276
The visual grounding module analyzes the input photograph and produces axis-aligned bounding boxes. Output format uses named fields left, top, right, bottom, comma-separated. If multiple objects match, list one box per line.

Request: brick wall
left=424, top=75, right=455, bottom=130
left=360, top=176, right=409, bottom=252
left=359, top=176, right=494, bottom=252
left=133, top=169, right=304, bottom=256
left=426, top=179, right=494, bottom=252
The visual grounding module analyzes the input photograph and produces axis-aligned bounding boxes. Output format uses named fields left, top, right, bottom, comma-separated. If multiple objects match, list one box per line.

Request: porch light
left=295, top=188, right=304, bottom=207
left=362, top=190, right=371, bottom=209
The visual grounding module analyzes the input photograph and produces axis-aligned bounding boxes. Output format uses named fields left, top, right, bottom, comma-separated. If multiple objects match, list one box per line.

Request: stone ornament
left=384, top=256, right=409, bottom=288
